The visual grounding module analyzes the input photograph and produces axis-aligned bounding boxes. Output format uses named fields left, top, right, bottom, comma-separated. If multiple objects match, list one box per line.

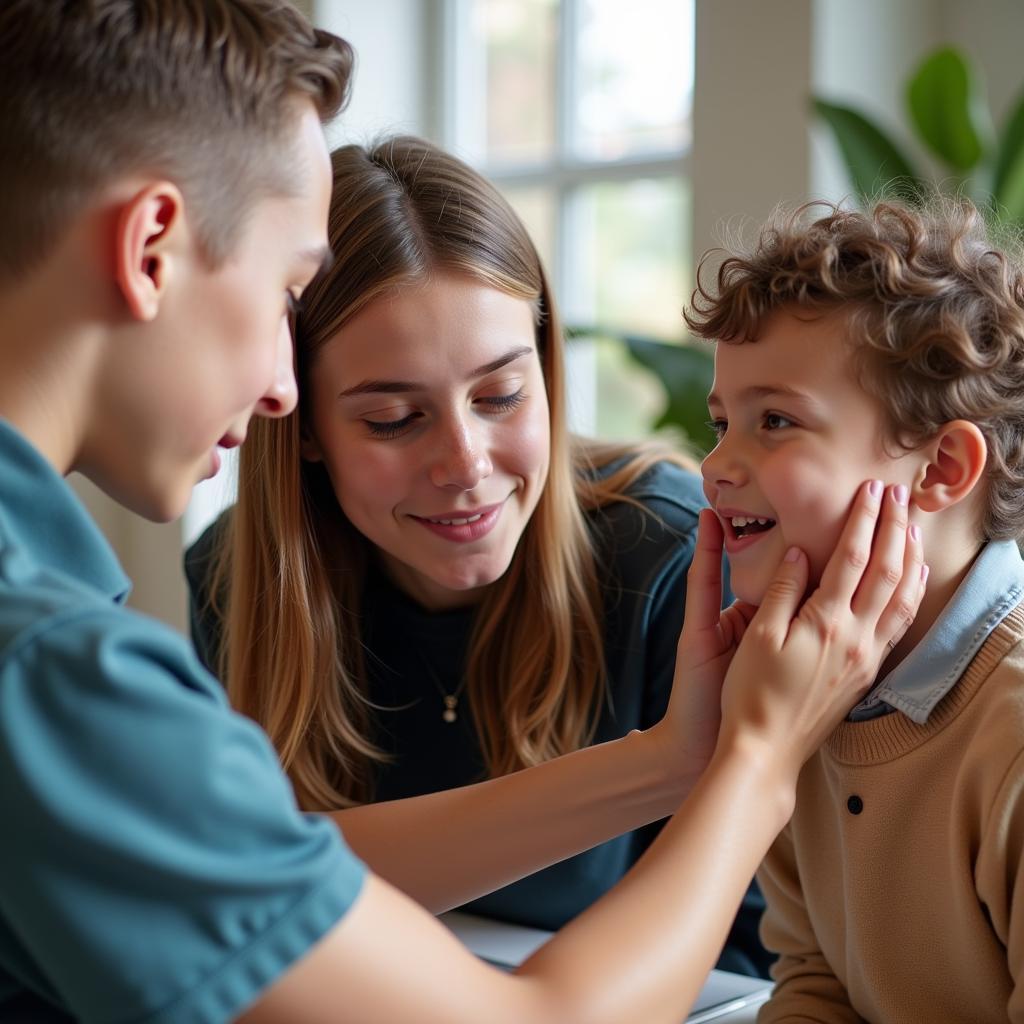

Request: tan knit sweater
left=757, top=603, right=1024, bottom=1023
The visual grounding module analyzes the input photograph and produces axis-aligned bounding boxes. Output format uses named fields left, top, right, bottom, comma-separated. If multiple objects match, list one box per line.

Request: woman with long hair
left=186, top=137, right=885, bottom=976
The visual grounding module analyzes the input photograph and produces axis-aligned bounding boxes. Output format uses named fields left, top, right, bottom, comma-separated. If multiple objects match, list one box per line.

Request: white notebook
left=440, top=911, right=772, bottom=1022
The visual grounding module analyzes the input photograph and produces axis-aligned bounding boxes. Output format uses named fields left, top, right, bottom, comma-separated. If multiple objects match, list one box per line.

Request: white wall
left=691, top=0, right=814, bottom=271
left=315, top=0, right=436, bottom=146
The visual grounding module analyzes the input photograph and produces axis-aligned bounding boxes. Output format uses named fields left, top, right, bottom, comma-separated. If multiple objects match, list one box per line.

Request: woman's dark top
left=184, top=461, right=771, bottom=976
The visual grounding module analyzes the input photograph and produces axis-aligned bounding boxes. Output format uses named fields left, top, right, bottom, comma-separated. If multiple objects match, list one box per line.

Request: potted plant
left=814, top=45, right=1024, bottom=224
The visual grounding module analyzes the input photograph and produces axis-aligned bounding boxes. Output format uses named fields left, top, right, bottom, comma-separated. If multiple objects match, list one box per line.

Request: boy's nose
left=700, top=435, right=746, bottom=489
left=255, top=321, right=299, bottom=419
left=429, top=417, right=492, bottom=490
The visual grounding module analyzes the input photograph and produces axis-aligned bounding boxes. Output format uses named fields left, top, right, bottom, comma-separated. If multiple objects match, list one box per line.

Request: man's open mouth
left=729, top=515, right=777, bottom=539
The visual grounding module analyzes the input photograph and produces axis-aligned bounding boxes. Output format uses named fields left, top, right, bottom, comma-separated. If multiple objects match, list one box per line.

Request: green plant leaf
left=624, top=337, right=717, bottom=454
left=907, top=47, right=992, bottom=172
left=812, top=98, right=925, bottom=202
left=992, top=83, right=1024, bottom=222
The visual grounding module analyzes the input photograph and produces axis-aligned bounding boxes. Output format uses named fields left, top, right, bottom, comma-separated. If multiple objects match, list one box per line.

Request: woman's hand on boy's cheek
left=651, top=509, right=761, bottom=779
left=716, top=479, right=928, bottom=781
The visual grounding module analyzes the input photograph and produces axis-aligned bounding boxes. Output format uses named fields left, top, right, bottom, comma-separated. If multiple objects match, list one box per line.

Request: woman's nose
left=429, top=416, right=492, bottom=490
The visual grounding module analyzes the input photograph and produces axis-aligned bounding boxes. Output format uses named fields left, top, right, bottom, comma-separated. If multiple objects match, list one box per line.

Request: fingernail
left=921, top=563, right=930, bottom=583
left=784, top=546, right=801, bottom=562
left=894, top=484, right=909, bottom=506
left=909, top=523, right=921, bottom=541
left=868, top=479, right=883, bottom=500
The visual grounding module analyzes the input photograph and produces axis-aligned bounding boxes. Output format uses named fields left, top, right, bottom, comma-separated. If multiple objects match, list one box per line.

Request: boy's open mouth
left=729, top=515, right=777, bottom=539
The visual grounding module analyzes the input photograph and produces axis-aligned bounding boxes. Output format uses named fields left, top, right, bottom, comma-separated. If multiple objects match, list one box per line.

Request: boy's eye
left=477, top=388, right=526, bottom=413
left=365, top=412, right=421, bottom=439
left=706, top=418, right=727, bottom=441
left=762, top=412, right=794, bottom=431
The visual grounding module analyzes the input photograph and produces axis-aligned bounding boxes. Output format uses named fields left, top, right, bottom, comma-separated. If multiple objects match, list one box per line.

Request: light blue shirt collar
left=850, top=540, right=1024, bottom=724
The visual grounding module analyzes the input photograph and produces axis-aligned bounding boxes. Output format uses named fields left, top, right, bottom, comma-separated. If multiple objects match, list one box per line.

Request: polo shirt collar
left=0, top=418, right=131, bottom=603
left=851, top=539, right=1024, bottom=724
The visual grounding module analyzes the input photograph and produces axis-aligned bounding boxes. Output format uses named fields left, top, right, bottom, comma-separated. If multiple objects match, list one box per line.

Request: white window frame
left=438, top=0, right=692, bottom=313
left=436, top=0, right=693, bottom=432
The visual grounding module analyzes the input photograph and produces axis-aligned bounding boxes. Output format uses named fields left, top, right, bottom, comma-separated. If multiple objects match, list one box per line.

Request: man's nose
left=255, top=319, right=299, bottom=419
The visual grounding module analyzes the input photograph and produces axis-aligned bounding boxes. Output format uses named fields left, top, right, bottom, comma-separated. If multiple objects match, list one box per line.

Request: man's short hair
left=685, top=198, right=1024, bottom=541
left=0, top=0, right=354, bottom=284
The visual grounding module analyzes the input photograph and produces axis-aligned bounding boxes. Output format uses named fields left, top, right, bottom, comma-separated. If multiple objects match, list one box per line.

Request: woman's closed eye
left=364, top=410, right=422, bottom=439
left=477, top=387, right=526, bottom=413
left=363, top=389, right=526, bottom=440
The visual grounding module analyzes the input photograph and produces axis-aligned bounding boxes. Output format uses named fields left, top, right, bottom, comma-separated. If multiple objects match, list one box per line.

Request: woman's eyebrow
left=337, top=346, right=534, bottom=399
left=471, top=345, right=533, bottom=378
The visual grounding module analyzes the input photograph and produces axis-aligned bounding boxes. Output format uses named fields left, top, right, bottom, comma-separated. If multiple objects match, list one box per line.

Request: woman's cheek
left=506, top=396, right=551, bottom=481
left=330, top=440, right=410, bottom=520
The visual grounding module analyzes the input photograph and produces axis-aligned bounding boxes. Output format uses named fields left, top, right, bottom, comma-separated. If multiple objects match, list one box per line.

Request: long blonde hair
left=214, top=136, right=694, bottom=809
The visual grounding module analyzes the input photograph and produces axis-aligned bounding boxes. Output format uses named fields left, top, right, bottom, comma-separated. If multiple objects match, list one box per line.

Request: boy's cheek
left=783, top=494, right=859, bottom=588
left=765, top=468, right=856, bottom=586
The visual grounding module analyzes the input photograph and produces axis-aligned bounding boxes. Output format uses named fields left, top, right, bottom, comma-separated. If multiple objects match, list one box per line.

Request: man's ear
left=114, top=183, right=184, bottom=322
left=912, top=420, right=988, bottom=513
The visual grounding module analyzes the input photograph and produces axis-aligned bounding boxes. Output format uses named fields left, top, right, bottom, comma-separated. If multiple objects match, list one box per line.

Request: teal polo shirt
left=0, top=419, right=365, bottom=1023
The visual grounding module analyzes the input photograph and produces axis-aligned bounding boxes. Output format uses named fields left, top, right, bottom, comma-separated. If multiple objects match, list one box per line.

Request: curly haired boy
left=690, top=198, right=1024, bottom=1023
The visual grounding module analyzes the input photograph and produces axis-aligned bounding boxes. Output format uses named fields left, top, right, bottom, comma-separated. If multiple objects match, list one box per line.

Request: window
left=441, top=0, right=695, bottom=435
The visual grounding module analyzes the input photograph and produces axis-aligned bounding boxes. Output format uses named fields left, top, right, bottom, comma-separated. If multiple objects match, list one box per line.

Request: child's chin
left=727, top=569, right=773, bottom=608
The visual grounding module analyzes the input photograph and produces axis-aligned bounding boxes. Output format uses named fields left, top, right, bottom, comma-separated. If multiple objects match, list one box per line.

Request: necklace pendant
left=443, top=695, right=458, bottom=723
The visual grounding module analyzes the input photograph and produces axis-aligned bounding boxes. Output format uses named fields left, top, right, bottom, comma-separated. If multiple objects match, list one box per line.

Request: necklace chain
left=419, top=654, right=467, bottom=724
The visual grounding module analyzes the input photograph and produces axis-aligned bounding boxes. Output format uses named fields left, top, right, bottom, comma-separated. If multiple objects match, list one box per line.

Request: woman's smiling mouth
left=409, top=501, right=506, bottom=542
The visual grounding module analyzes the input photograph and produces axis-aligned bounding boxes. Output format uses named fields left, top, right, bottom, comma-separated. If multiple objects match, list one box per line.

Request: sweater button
left=847, top=795, right=864, bottom=815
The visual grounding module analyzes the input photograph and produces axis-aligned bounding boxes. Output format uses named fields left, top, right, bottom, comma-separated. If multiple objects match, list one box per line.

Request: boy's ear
left=912, top=419, right=988, bottom=513
left=114, top=183, right=184, bottom=322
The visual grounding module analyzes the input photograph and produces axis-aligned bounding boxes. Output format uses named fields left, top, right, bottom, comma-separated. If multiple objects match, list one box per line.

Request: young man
left=0, top=3, right=923, bottom=1021
left=689, top=198, right=1024, bottom=1022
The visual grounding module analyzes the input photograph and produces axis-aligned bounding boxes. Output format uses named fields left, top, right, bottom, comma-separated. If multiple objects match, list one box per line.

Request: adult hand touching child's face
left=653, top=479, right=925, bottom=796
left=717, top=479, right=925, bottom=783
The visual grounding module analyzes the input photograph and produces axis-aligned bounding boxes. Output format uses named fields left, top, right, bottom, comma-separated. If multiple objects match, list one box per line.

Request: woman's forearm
left=328, top=728, right=698, bottom=913
left=248, top=735, right=794, bottom=1024
left=517, top=734, right=793, bottom=1022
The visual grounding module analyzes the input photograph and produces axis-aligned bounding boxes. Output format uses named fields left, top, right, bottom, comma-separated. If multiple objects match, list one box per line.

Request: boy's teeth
left=429, top=513, right=483, bottom=525
left=730, top=516, right=770, bottom=527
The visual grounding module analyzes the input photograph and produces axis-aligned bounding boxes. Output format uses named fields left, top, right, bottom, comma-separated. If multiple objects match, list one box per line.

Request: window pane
left=574, top=0, right=694, bottom=160
left=571, top=175, right=690, bottom=340
left=500, top=186, right=557, bottom=279
left=473, top=0, right=559, bottom=166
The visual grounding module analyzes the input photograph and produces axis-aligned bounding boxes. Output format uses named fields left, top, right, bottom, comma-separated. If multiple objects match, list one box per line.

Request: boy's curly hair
left=685, top=198, right=1024, bottom=541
